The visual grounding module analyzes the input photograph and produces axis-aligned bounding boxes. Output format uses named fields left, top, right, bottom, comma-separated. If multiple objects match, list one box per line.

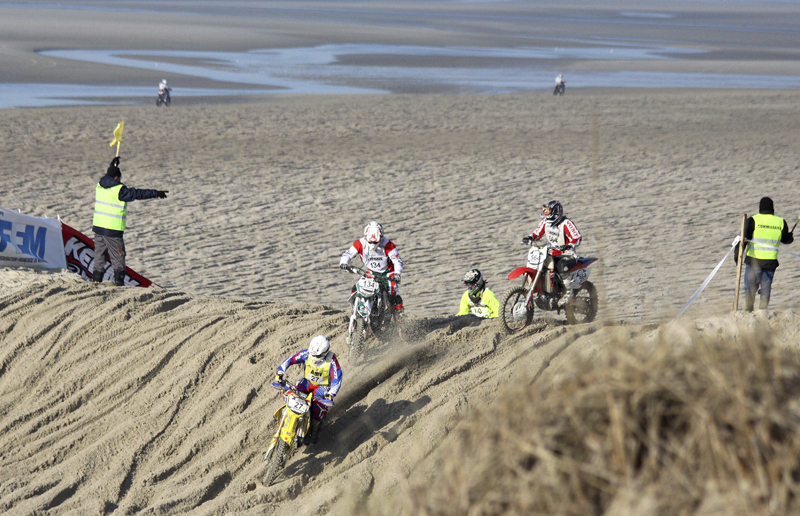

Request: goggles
left=542, top=204, right=552, bottom=217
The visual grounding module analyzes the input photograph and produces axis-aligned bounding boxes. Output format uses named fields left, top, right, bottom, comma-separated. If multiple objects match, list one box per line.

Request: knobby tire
left=565, top=281, right=598, bottom=325
left=350, top=318, right=365, bottom=362
left=500, top=286, right=534, bottom=334
left=264, top=440, right=288, bottom=486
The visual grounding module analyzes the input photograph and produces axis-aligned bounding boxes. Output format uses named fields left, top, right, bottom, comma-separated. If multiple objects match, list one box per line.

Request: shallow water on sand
left=5, top=42, right=798, bottom=108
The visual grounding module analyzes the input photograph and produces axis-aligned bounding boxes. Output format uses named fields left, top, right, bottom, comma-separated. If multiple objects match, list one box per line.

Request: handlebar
left=270, top=380, right=334, bottom=406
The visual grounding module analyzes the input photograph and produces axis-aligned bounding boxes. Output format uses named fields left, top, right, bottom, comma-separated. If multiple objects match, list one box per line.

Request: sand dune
left=2, top=276, right=800, bottom=514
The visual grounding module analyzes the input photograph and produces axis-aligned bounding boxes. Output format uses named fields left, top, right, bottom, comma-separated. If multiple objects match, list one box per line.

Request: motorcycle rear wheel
left=263, top=440, right=288, bottom=486
left=500, top=286, right=534, bottom=334
left=350, top=317, right=365, bottom=362
left=565, top=281, right=598, bottom=325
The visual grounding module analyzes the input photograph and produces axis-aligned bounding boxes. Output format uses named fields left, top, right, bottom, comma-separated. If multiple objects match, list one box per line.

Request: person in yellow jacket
left=743, top=197, right=794, bottom=311
left=92, top=156, right=168, bottom=286
left=457, top=269, right=500, bottom=318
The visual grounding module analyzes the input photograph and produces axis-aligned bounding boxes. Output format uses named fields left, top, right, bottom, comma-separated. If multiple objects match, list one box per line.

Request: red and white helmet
left=364, top=221, right=384, bottom=246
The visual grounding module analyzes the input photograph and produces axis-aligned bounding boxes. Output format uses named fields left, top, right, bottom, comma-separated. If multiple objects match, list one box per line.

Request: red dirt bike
left=500, top=240, right=598, bottom=332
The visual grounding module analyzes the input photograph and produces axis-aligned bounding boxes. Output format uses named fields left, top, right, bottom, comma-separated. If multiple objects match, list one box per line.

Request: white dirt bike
left=342, top=266, right=400, bottom=361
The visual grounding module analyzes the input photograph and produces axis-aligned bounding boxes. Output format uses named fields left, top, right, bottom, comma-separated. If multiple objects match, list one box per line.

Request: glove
left=340, top=263, right=349, bottom=270
left=731, top=235, right=741, bottom=247
left=393, top=273, right=401, bottom=285
left=324, top=394, right=334, bottom=401
left=274, top=372, right=284, bottom=383
left=521, top=236, right=533, bottom=245
left=110, top=156, right=120, bottom=166
left=157, top=190, right=168, bottom=199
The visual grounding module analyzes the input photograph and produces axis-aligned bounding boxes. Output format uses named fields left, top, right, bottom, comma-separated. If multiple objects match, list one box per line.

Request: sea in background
left=2, top=0, right=800, bottom=108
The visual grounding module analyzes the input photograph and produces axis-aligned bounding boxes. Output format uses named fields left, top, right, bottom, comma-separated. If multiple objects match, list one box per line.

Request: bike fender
left=508, top=267, right=537, bottom=280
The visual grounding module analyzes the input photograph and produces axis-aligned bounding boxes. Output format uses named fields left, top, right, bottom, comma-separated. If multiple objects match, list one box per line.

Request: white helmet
left=308, top=335, right=330, bottom=357
left=161, top=79, right=167, bottom=84
left=364, top=221, right=383, bottom=246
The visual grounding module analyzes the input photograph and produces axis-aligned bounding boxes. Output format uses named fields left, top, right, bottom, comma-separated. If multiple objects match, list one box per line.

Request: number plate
left=357, top=276, right=380, bottom=296
left=527, top=247, right=545, bottom=269
left=287, top=395, right=309, bottom=414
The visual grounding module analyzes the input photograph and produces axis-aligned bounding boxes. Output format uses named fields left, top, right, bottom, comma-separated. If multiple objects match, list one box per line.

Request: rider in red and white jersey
left=339, top=221, right=404, bottom=314
left=522, top=200, right=582, bottom=306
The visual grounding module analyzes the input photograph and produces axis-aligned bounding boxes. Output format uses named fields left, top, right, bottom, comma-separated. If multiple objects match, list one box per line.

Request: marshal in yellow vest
left=93, top=183, right=127, bottom=231
left=747, top=213, right=783, bottom=260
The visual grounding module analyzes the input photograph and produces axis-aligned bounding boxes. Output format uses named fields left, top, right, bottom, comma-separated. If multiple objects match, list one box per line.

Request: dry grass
left=359, top=327, right=800, bottom=516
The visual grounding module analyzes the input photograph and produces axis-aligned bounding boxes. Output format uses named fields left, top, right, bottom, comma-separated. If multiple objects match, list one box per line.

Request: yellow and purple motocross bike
left=263, top=380, right=333, bottom=486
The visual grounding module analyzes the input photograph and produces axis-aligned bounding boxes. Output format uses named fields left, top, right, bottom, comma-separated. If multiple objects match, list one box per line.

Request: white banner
left=0, top=208, right=67, bottom=269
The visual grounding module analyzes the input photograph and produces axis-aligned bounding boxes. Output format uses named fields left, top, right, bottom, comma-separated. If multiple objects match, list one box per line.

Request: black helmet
left=463, top=269, right=486, bottom=296
left=542, top=200, right=563, bottom=223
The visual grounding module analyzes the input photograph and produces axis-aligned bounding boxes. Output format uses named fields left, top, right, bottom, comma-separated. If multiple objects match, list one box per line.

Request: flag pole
left=733, top=213, right=747, bottom=311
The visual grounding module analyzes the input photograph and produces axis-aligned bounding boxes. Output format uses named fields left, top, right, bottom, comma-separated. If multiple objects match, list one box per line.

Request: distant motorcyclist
left=457, top=269, right=499, bottom=318
left=158, top=79, right=170, bottom=95
left=554, top=73, right=565, bottom=94
left=339, top=221, right=404, bottom=315
left=273, top=335, right=342, bottom=445
left=522, top=200, right=582, bottom=307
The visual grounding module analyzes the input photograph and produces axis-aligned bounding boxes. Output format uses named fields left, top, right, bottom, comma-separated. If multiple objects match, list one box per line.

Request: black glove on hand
left=521, top=236, right=533, bottom=245
left=111, top=156, right=120, bottom=166
left=157, top=190, right=168, bottom=199
left=340, top=263, right=349, bottom=270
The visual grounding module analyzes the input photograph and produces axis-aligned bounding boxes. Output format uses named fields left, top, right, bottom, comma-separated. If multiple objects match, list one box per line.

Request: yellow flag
left=109, top=121, right=124, bottom=147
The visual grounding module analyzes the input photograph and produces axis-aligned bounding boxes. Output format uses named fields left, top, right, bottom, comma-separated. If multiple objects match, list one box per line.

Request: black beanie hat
left=106, top=165, right=121, bottom=179
left=759, top=197, right=774, bottom=214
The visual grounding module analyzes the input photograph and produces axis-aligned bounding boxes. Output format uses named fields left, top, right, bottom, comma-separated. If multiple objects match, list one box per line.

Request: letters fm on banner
left=0, top=208, right=67, bottom=269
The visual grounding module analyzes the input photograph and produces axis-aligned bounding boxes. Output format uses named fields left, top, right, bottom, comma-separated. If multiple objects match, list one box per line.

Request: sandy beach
left=3, top=1, right=800, bottom=514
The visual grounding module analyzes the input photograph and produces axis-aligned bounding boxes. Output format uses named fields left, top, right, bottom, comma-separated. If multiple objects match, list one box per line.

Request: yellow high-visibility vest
left=747, top=213, right=783, bottom=260
left=304, top=351, right=333, bottom=386
left=93, top=184, right=127, bottom=231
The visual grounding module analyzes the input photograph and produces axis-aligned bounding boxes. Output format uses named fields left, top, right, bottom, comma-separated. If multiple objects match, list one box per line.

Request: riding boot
left=305, top=418, right=322, bottom=445
left=557, top=275, right=574, bottom=308
left=114, top=270, right=125, bottom=287
left=92, top=269, right=103, bottom=283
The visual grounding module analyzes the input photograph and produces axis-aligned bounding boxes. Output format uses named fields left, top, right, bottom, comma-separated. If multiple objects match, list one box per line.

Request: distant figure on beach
left=457, top=269, right=499, bottom=319
left=742, top=196, right=794, bottom=311
left=554, top=74, right=565, bottom=95
left=92, top=156, right=168, bottom=286
left=522, top=200, right=581, bottom=307
left=157, top=79, right=171, bottom=106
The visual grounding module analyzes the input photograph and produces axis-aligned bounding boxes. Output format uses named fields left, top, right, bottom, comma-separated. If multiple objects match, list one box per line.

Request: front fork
left=264, top=407, right=310, bottom=462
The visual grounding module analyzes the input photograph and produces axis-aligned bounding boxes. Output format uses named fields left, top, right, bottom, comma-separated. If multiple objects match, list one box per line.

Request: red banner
left=61, top=222, right=157, bottom=288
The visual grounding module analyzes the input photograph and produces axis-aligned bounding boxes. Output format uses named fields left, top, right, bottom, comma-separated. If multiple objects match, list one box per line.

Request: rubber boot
left=759, top=295, right=770, bottom=310
left=114, top=270, right=125, bottom=287
left=92, top=269, right=103, bottom=283
left=745, top=293, right=755, bottom=312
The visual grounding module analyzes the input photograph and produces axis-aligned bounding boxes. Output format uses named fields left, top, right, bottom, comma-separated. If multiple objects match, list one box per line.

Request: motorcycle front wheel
left=263, top=440, right=288, bottom=486
left=565, top=281, right=598, bottom=325
left=350, top=318, right=365, bottom=362
left=500, top=286, right=534, bottom=334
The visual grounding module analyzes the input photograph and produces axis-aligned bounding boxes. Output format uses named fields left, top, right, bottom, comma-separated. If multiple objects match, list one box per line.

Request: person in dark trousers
left=742, top=196, right=794, bottom=311
left=92, top=156, right=168, bottom=286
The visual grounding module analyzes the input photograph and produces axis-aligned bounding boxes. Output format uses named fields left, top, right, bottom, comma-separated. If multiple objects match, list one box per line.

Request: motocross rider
left=158, top=79, right=170, bottom=95
left=273, top=335, right=343, bottom=445
left=522, top=200, right=582, bottom=307
left=339, top=221, right=404, bottom=315
left=457, top=269, right=499, bottom=318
